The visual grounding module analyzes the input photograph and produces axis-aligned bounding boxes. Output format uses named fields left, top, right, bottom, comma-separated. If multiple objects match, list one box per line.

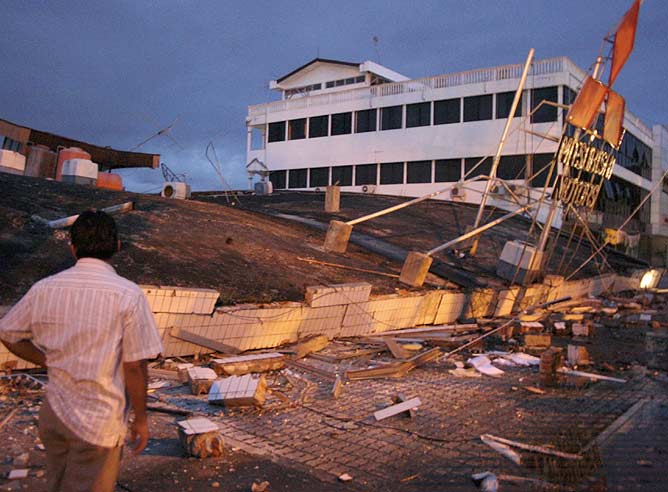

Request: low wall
left=0, top=269, right=656, bottom=368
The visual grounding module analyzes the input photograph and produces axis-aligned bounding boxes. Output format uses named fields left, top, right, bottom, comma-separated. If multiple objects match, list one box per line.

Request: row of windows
left=267, top=87, right=560, bottom=142
left=325, top=75, right=366, bottom=88
left=268, top=154, right=556, bottom=190
left=285, top=83, right=322, bottom=98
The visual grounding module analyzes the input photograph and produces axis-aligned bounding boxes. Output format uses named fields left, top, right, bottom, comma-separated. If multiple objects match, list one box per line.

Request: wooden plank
left=345, top=347, right=441, bottom=381
left=367, top=324, right=479, bottom=337
left=373, top=397, right=421, bottom=421
left=294, top=335, right=329, bottom=359
left=384, top=338, right=410, bottom=359
left=170, top=327, right=240, bottom=355
left=211, top=353, right=285, bottom=376
left=148, top=368, right=180, bottom=380
left=286, top=359, right=337, bottom=381
left=558, top=368, right=627, bottom=383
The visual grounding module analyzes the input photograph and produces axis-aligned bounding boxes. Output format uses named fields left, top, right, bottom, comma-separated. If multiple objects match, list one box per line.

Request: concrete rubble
left=1, top=286, right=668, bottom=490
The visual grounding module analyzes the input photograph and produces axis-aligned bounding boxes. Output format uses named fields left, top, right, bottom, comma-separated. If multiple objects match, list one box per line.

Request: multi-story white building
left=245, top=57, right=668, bottom=264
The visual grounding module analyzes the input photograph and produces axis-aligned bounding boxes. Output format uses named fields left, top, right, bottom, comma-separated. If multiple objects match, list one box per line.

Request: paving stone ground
left=161, top=356, right=665, bottom=491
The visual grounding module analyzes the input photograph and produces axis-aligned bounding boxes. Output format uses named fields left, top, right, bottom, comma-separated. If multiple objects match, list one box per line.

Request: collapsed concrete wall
left=0, top=268, right=655, bottom=369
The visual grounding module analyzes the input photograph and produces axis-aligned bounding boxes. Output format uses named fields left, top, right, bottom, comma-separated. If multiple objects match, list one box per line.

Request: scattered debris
left=187, top=367, right=218, bottom=395
left=338, top=473, right=353, bottom=482
left=177, top=417, right=224, bottom=458
left=208, top=374, right=267, bottom=407
left=384, top=337, right=410, bottom=359
left=540, top=347, right=563, bottom=388
left=31, top=201, right=134, bottom=229
left=468, top=355, right=504, bottom=377
left=471, top=471, right=498, bottom=492
left=481, top=433, right=582, bottom=460
left=567, top=344, right=591, bottom=366
left=480, top=434, right=521, bottom=464
left=171, top=327, right=240, bottom=355
left=293, top=335, right=330, bottom=359
left=331, top=375, right=343, bottom=399
left=7, top=469, right=29, bottom=480
left=251, top=480, right=270, bottom=492
left=373, top=397, right=421, bottom=421
left=211, top=353, right=285, bottom=376
left=558, top=368, right=627, bottom=383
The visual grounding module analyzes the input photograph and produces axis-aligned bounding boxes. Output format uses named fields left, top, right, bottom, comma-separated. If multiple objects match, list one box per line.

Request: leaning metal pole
left=469, top=48, right=535, bottom=256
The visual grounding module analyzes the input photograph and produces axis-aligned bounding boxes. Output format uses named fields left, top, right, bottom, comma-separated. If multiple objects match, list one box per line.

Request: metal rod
left=470, top=49, right=535, bottom=251
left=346, top=176, right=486, bottom=226
left=427, top=202, right=537, bottom=256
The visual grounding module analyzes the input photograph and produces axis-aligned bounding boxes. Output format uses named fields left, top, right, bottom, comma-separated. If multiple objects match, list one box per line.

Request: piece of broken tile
left=468, top=355, right=504, bottom=377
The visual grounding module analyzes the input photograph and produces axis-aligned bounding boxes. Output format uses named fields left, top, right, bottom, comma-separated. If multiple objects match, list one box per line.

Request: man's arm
left=123, top=359, right=149, bottom=455
left=1, top=339, right=46, bottom=368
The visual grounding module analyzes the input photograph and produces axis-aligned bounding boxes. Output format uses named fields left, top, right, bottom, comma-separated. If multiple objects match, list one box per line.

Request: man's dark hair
left=70, top=210, right=118, bottom=260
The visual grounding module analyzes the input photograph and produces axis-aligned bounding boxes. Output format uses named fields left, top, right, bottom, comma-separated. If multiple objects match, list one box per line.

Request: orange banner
left=566, top=76, right=607, bottom=130
left=609, top=0, right=640, bottom=86
left=604, top=90, right=625, bottom=148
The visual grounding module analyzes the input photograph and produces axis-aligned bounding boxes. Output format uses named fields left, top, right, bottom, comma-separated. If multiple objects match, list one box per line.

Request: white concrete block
left=305, top=282, right=372, bottom=308
left=141, top=285, right=220, bottom=314
left=433, top=292, right=466, bottom=324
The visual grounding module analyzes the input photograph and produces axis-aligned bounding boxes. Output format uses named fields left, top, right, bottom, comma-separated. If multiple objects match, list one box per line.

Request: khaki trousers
left=38, top=399, right=123, bottom=492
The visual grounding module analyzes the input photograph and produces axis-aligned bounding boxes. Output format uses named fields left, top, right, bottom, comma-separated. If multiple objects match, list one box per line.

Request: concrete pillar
left=323, top=220, right=352, bottom=253
left=399, top=251, right=433, bottom=287
left=325, top=185, right=340, bottom=213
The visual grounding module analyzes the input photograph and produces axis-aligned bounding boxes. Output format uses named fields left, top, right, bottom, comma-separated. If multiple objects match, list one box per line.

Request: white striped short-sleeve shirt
left=0, top=258, right=163, bottom=447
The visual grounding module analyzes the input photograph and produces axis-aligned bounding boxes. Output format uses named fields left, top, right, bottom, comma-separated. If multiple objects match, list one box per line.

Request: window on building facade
left=562, top=86, right=578, bottom=127
left=616, top=131, right=653, bottom=180
left=498, top=155, right=526, bottom=180
left=267, top=121, right=286, bottom=142
left=331, top=165, right=353, bottom=186
left=355, top=164, right=377, bottom=185
left=496, top=91, right=523, bottom=119
left=309, top=167, right=329, bottom=187
left=269, top=170, right=287, bottom=189
left=355, top=109, right=377, bottom=133
left=288, top=118, right=306, bottom=140
left=331, top=112, right=352, bottom=135
left=529, top=153, right=557, bottom=188
left=288, top=168, right=308, bottom=188
left=464, top=157, right=492, bottom=178
left=309, top=115, right=329, bottom=138
left=407, top=160, right=432, bottom=183
left=434, top=99, right=460, bottom=124
left=380, top=162, right=404, bottom=184
left=463, top=95, right=493, bottom=122
left=1, top=136, right=22, bottom=152
left=406, top=102, right=431, bottom=128
left=530, top=86, right=558, bottom=123
left=381, top=106, right=403, bottom=130
left=285, top=83, right=322, bottom=98
left=435, top=159, right=461, bottom=182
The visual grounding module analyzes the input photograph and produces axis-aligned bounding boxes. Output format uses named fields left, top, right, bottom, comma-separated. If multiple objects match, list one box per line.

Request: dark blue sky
left=1, top=1, right=665, bottom=191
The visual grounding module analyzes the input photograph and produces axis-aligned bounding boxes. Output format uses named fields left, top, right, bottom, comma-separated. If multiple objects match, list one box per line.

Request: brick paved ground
left=162, top=356, right=660, bottom=491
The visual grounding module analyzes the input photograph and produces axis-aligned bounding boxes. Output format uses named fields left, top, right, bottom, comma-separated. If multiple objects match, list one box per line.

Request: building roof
left=271, top=58, right=409, bottom=89
left=0, top=118, right=159, bottom=170
left=275, top=58, right=360, bottom=83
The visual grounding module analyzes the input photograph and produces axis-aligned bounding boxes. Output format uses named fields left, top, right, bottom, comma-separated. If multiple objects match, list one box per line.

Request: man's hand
left=129, top=417, right=149, bottom=455
left=123, top=359, right=149, bottom=455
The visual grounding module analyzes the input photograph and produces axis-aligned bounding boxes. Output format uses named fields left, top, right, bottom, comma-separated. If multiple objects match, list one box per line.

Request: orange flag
left=608, top=0, right=640, bottom=86
left=604, top=90, right=625, bottom=148
left=566, top=76, right=607, bottom=129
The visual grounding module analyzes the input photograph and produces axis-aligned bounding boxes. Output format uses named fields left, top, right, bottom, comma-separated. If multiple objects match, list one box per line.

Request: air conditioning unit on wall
left=361, top=185, right=376, bottom=193
left=162, top=182, right=191, bottom=199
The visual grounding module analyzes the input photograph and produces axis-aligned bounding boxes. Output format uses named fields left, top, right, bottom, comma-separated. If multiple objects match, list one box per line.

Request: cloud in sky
left=1, top=1, right=665, bottom=191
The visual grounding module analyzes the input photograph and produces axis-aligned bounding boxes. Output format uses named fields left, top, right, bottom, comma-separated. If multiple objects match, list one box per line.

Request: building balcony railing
left=248, top=56, right=653, bottom=140
left=249, top=57, right=580, bottom=117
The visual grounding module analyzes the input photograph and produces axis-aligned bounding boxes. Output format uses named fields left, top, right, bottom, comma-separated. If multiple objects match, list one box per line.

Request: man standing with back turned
left=0, top=210, right=163, bottom=492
